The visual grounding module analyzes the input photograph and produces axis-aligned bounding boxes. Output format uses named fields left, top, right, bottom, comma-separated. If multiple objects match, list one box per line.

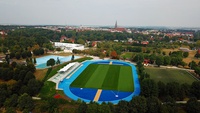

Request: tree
left=77, top=38, right=85, bottom=45
left=188, top=60, right=197, bottom=69
left=110, top=51, right=118, bottom=59
left=5, top=54, right=10, bottom=64
left=18, top=70, right=27, bottom=81
left=141, top=79, right=158, bottom=97
left=19, top=85, right=29, bottom=95
left=0, top=84, right=9, bottom=107
left=71, top=54, right=75, bottom=61
left=4, top=94, right=18, bottom=107
left=157, top=81, right=166, bottom=98
left=155, top=56, right=163, bottom=67
left=146, top=96, right=161, bottom=113
left=9, top=52, right=15, bottom=59
left=171, top=57, right=182, bottom=66
left=46, top=98, right=59, bottom=113
left=15, top=52, right=21, bottom=60
left=11, top=61, right=17, bottom=68
left=179, top=83, right=190, bottom=100
left=77, top=101, right=87, bottom=113
left=116, top=100, right=129, bottom=113
left=26, top=63, right=36, bottom=73
left=17, top=93, right=34, bottom=111
left=46, top=58, right=55, bottom=67
left=21, top=51, right=27, bottom=59
left=160, top=96, right=177, bottom=113
left=27, top=51, right=32, bottom=57
left=137, top=61, right=144, bottom=74
left=56, top=57, right=60, bottom=65
left=190, top=81, right=200, bottom=99
left=97, top=102, right=111, bottom=113
left=166, top=82, right=180, bottom=100
left=163, top=56, right=171, bottom=66
left=183, top=52, right=189, bottom=58
left=86, top=102, right=98, bottom=113
left=133, top=53, right=144, bottom=62
left=186, top=97, right=200, bottom=113
left=149, top=54, right=156, bottom=64
left=194, top=66, right=200, bottom=75
left=33, top=57, right=36, bottom=64
left=27, top=79, right=42, bottom=96
left=23, top=71, right=35, bottom=84
left=129, top=96, right=147, bottom=113
left=196, top=40, right=200, bottom=48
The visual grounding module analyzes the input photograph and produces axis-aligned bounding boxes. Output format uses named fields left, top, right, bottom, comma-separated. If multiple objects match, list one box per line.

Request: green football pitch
left=70, top=64, right=134, bottom=92
left=144, top=67, right=197, bottom=84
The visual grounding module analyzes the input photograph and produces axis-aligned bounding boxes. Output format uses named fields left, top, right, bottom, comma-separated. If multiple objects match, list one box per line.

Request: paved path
left=93, top=89, right=102, bottom=102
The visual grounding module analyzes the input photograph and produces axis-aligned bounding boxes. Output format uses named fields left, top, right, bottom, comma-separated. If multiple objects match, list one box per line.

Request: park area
left=144, top=67, right=198, bottom=84
left=70, top=64, right=134, bottom=92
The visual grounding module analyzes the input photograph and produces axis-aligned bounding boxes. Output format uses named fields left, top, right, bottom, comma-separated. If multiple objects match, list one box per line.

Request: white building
left=54, top=42, right=84, bottom=53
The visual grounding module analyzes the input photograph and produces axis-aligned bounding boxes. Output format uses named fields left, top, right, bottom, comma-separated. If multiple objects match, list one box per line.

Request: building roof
left=58, top=62, right=76, bottom=73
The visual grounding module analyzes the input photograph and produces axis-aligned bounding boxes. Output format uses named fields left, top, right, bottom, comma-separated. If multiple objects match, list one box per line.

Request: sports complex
left=48, top=59, right=140, bottom=104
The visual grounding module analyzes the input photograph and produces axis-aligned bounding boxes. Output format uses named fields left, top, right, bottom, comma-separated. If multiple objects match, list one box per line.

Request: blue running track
left=58, top=60, right=140, bottom=104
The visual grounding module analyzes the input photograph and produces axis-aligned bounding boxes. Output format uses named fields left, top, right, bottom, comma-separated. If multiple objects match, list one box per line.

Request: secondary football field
left=70, top=64, right=134, bottom=92
left=144, top=67, right=197, bottom=84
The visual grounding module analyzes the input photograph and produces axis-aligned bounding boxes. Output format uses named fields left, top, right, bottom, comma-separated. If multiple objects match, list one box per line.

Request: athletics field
left=71, top=64, right=134, bottom=92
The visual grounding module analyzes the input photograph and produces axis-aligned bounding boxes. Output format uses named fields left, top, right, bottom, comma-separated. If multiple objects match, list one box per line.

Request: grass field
left=144, top=67, right=197, bottom=84
left=70, top=64, right=134, bottom=92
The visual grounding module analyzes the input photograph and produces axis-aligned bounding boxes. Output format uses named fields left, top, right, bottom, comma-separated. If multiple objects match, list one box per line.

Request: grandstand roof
left=58, top=62, right=76, bottom=73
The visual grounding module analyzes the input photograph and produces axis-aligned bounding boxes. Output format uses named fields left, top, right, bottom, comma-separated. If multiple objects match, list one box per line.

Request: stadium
left=48, top=60, right=140, bottom=104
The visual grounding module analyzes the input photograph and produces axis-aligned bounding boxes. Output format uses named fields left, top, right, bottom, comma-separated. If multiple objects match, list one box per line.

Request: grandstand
left=48, top=62, right=82, bottom=89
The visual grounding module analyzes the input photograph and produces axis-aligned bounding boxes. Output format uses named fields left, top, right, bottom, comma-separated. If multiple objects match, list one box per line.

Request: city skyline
left=0, top=0, right=200, bottom=27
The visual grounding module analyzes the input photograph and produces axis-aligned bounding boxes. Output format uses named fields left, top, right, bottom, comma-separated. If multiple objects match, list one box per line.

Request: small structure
left=143, top=59, right=150, bottom=66
left=54, top=42, right=84, bottom=53
left=179, top=47, right=191, bottom=52
left=48, top=62, right=82, bottom=89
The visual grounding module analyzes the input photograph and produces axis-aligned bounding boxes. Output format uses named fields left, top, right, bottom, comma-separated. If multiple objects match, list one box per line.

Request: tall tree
left=116, top=100, right=129, bottom=113
left=71, top=54, right=75, bottom=61
left=77, top=101, right=87, bottom=113
left=129, top=96, right=147, bottom=113
left=4, top=94, right=18, bottom=107
left=141, top=79, right=158, bottom=97
left=47, top=58, right=55, bottom=67
left=163, top=56, right=171, bottom=66
left=17, top=93, right=34, bottom=111
left=156, top=56, right=164, bottom=67
left=166, top=82, right=180, bottom=100
left=157, top=81, right=166, bottom=98
left=110, top=51, right=118, bottom=59
left=146, top=96, right=161, bottom=113
left=190, top=81, right=200, bottom=99
left=186, top=97, right=200, bottom=113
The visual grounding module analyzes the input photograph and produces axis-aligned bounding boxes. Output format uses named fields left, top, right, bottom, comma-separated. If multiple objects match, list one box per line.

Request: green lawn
left=70, top=64, right=134, bottom=92
left=144, top=67, right=197, bottom=84
left=121, top=52, right=133, bottom=59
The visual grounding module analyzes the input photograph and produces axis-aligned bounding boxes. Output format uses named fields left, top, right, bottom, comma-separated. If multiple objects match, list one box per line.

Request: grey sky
left=0, top=0, right=200, bottom=27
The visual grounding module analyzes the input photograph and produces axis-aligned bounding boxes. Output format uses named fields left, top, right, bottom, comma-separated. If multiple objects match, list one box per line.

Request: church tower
left=115, top=21, right=117, bottom=28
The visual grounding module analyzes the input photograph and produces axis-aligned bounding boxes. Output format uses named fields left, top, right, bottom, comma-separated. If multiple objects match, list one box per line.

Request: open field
left=162, top=48, right=199, bottom=64
left=70, top=64, right=134, bottom=92
left=144, top=67, right=197, bottom=84
left=121, top=52, right=133, bottom=59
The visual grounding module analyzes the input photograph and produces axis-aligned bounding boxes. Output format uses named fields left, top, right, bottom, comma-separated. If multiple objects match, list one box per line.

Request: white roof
left=58, top=62, right=76, bottom=72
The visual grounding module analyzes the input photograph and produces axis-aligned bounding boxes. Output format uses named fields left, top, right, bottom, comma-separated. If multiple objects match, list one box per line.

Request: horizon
left=0, top=0, right=200, bottom=28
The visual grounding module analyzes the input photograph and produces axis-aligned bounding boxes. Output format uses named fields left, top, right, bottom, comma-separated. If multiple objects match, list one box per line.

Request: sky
left=0, top=0, right=200, bottom=27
